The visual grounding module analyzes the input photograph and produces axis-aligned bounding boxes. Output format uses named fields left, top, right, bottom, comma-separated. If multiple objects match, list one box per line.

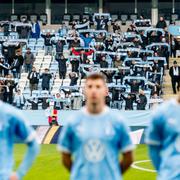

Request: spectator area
left=0, top=14, right=179, bottom=110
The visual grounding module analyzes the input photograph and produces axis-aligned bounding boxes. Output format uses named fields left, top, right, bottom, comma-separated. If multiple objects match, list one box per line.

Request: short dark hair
left=173, top=60, right=177, bottom=64
left=86, top=73, right=106, bottom=83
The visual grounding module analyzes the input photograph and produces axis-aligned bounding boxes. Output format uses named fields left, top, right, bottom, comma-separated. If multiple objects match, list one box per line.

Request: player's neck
left=86, top=103, right=106, bottom=115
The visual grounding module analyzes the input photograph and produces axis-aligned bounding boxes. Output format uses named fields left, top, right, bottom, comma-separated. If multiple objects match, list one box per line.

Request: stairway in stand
left=163, top=57, right=180, bottom=101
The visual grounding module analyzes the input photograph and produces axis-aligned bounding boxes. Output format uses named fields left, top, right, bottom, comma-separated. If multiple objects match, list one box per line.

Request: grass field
left=14, top=144, right=156, bottom=180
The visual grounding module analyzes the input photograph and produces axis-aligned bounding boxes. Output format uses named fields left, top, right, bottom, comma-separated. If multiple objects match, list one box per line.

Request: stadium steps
left=36, top=126, right=50, bottom=144
left=162, top=57, right=180, bottom=100
left=42, top=126, right=59, bottom=144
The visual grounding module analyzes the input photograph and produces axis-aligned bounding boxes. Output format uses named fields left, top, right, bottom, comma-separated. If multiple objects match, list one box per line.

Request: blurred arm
left=61, top=152, right=72, bottom=171
left=148, top=145, right=161, bottom=171
left=120, top=151, right=134, bottom=174
left=16, top=139, right=40, bottom=179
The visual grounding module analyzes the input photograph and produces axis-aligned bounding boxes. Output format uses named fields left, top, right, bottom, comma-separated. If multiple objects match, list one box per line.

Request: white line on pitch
left=131, top=160, right=156, bottom=173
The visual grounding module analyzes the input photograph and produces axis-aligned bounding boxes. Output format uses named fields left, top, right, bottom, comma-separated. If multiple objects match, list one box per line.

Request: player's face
left=84, top=79, right=108, bottom=105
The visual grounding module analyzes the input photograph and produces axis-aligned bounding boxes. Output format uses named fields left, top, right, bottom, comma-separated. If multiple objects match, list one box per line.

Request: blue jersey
left=146, top=99, right=180, bottom=180
left=0, top=101, right=37, bottom=180
left=58, top=106, right=134, bottom=180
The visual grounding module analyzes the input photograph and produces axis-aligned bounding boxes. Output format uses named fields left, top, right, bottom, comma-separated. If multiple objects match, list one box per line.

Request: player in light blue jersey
left=146, top=97, right=180, bottom=180
left=0, top=101, right=40, bottom=180
left=58, top=73, right=134, bottom=180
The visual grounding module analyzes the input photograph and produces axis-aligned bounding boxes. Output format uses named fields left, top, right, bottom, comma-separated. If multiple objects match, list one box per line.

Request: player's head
left=84, top=73, right=108, bottom=107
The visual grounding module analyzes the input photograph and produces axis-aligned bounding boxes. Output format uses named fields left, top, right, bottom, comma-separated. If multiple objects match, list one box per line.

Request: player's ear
left=82, top=86, right=86, bottom=96
left=105, top=85, right=109, bottom=96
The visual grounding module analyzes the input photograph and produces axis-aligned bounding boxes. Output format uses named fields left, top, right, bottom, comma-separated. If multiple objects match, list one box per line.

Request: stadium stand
left=0, top=13, right=180, bottom=111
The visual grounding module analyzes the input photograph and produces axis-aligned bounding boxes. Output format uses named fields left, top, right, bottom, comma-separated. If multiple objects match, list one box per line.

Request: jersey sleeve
left=57, top=124, right=73, bottom=153
left=118, top=121, right=135, bottom=153
left=13, top=111, right=36, bottom=143
left=145, top=112, right=164, bottom=146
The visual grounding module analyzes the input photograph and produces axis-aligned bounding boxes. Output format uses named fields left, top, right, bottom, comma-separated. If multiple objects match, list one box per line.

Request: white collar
left=82, top=106, right=109, bottom=117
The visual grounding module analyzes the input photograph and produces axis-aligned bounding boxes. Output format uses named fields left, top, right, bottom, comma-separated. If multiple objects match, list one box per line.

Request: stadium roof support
left=12, top=0, right=15, bottom=14
left=99, top=0, right=103, bottom=13
left=151, top=0, right=158, bottom=26
left=46, top=0, right=51, bottom=25
left=135, top=0, right=137, bottom=14
left=172, top=0, right=175, bottom=13
left=65, top=0, right=67, bottom=14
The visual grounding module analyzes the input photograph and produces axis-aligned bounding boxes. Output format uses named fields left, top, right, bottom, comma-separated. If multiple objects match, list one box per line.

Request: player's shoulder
left=151, top=99, right=177, bottom=126
left=152, top=99, right=176, bottom=117
left=107, top=108, right=127, bottom=126
left=0, top=101, right=26, bottom=123
left=65, top=109, right=85, bottom=126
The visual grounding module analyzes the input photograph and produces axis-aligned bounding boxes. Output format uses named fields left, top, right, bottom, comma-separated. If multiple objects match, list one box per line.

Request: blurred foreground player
left=58, top=73, right=134, bottom=180
left=0, top=101, right=40, bottom=180
left=146, top=95, right=180, bottom=179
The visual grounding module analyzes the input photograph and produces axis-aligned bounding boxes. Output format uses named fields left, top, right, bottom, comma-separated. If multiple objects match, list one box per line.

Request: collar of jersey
left=81, top=106, right=109, bottom=117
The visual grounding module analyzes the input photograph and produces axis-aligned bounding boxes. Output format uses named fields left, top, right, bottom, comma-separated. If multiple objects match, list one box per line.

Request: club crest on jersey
left=83, top=139, right=106, bottom=163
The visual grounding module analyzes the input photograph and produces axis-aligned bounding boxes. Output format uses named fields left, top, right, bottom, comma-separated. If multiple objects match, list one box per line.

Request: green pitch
left=14, top=144, right=156, bottom=180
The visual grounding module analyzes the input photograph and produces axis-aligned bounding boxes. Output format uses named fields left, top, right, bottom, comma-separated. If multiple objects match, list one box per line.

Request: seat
left=22, top=89, right=31, bottom=98
left=28, top=45, right=35, bottom=50
left=111, top=14, right=119, bottom=22
left=171, top=13, right=179, bottom=23
left=44, top=55, right=52, bottom=60
left=121, top=14, right=128, bottom=25
left=54, top=78, right=63, bottom=84
left=62, top=14, right=71, bottom=22
left=41, top=64, right=50, bottom=69
left=32, top=90, right=40, bottom=97
left=52, top=85, right=60, bottom=91
left=130, top=14, right=137, bottom=21
left=40, top=90, right=49, bottom=96
left=72, top=14, right=81, bottom=22
left=35, top=45, right=44, bottom=50
left=0, top=35, right=4, bottom=42
left=10, top=14, right=19, bottom=21
left=20, top=73, right=28, bottom=79
left=40, top=13, right=47, bottom=25
left=28, top=42, right=36, bottom=47
left=37, top=38, right=45, bottom=44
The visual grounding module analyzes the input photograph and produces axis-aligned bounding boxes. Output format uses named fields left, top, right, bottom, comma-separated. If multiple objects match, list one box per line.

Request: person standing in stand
left=169, top=61, right=180, bottom=94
